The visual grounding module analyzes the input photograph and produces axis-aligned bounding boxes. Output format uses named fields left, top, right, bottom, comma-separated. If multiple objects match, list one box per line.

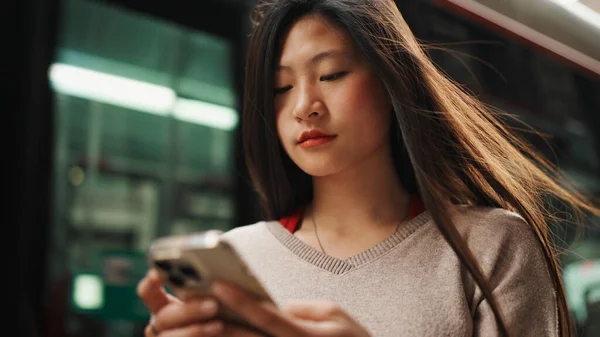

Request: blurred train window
left=45, top=0, right=238, bottom=336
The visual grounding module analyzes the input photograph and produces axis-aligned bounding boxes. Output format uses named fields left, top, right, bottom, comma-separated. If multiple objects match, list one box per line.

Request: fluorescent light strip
left=48, top=63, right=239, bottom=130
left=173, top=98, right=238, bottom=131
left=549, top=0, right=600, bottom=31
left=49, top=63, right=175, bottom=115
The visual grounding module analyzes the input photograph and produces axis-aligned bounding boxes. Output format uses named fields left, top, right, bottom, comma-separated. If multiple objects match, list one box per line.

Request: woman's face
left=274, top=14, right=392, bottom=177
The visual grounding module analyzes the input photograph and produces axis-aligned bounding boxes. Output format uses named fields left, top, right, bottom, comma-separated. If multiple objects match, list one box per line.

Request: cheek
left=275, top=111, right=285, bottom=142
left=330, top=74, right=391, bottom=129
left=275, top=111, right=293, bottom=152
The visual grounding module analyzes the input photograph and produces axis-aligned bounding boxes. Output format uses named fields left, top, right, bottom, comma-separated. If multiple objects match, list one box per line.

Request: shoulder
left=449, top=205, right=537, bottom=252
left=218, top=221, right=292, bottom=275
left=220, top=221, right=270, bottom=244
left=448, top=208, right=558, bottom=335
left=219, top=220, right=285, bottom=255
left=448, top=205, right=551, bottom=287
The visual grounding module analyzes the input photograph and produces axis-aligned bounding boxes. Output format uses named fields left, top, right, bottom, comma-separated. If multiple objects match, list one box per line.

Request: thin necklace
left=310, top=200, right=410, bottom=255
left=311, top=210, right=327, bottom=254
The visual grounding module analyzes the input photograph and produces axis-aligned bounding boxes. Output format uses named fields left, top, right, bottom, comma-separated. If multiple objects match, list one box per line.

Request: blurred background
left=12, top=0, right=599, bottom=336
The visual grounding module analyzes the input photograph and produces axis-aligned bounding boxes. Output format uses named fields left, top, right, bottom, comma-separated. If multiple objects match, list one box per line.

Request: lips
left=298, top=129, right=336, bottom=148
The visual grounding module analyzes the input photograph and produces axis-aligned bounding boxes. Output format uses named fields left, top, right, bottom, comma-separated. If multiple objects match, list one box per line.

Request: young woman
left=137, top=1, right=599, bottom=336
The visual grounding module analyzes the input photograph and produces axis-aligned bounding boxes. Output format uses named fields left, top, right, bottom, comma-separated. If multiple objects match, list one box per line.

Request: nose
left=292, top=84, right=325, bottom=122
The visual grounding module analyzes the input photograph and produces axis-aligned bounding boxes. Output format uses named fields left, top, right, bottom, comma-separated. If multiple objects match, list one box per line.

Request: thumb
left=283, top=300, right=345, bottom=322
left=136, top=269, right=178, bottom=314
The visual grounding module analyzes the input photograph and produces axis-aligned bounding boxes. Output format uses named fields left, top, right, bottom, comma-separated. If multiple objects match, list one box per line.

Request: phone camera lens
left=168, top=274, right=185, bottom=287
left=179, top=265, right=202, bottom=281
left=155, top=261, right=172, bottom=272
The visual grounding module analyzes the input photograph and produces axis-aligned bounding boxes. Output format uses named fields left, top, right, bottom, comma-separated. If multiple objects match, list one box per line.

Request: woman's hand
left=209, top=281, right=372, bottom=337
left=137, top=269, right=371, bottom=337
left=136, top=269, right=222, bottom=337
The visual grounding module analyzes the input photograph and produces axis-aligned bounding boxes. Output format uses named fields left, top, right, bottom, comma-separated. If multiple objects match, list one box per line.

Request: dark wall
left=13, top=0, right=60, bottom=336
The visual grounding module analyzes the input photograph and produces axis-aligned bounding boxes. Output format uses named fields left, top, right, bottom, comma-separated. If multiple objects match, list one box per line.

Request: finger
left=137, top=269, right=175, bottom=314
left=153, top=298, right=219, bottom=331
left=158, top=321, right=224, bottom=337
left=285, top=301, right=370, bottom=336
left=212, top=281, right=301, bottom=337
left=283, top=300, right=344, bottom=321
left=145, top=323, right=161, bottom=337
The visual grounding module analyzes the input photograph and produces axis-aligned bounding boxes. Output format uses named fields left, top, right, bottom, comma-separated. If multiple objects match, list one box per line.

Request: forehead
left=278, top=15, right=355, bottom=65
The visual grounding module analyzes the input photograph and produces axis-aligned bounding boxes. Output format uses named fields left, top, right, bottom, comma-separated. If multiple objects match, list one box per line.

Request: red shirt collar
left=279, top=195, right=425, bottom=233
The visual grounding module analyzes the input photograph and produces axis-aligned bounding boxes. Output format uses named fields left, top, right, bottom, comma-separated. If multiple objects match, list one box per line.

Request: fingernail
left=148, top=269, right=160, bottom=281
left=203, top=321, right=223, bottom=336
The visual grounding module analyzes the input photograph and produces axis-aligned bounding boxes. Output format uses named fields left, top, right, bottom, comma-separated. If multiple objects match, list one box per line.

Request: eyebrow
left=276, top=49, right=346, bottom=72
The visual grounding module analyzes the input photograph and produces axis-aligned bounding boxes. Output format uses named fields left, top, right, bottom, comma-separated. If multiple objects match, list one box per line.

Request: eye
left=320, top=71, right=348, bottom=82
left=274, top=85, right=292, bottom=95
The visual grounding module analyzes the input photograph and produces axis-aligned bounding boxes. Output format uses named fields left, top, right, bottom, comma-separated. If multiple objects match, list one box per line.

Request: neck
left=310, top=144, right=410, bottom=237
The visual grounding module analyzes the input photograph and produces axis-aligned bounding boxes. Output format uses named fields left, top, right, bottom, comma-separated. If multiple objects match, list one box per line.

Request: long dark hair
left=241, top=1, right=599, bottom=336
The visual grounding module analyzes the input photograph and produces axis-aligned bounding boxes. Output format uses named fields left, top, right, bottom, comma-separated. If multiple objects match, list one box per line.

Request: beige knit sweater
left=222, top=205, right=558, bottom=336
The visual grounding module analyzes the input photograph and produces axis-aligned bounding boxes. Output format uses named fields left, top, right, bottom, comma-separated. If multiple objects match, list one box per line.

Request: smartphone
left=147, top=230, right=274, bottom=335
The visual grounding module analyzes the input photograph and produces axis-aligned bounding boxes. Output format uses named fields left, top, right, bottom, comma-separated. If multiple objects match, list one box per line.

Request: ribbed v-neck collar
left=265, top=211, right=433, bottom=274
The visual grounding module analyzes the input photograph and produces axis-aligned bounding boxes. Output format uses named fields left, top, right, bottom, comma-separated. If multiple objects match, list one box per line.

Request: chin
left=293, top=157, right=345, bottom=177
left=299, top=167, right=336, bottom=177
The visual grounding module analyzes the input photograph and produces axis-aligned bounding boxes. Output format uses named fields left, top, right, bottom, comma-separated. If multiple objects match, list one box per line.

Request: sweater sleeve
left=465, top=209, right=559, bottom=337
